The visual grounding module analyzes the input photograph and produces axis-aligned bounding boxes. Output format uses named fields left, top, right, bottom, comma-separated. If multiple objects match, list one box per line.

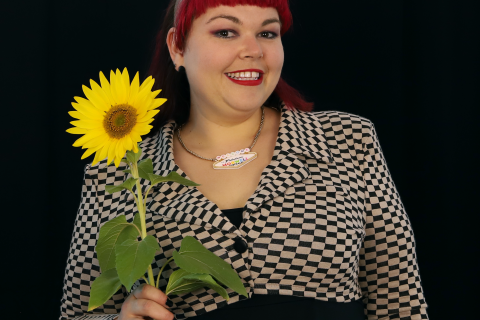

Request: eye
left=259, top=31, right=278, bottom=39
left=214, top=30, right=237, bottom=39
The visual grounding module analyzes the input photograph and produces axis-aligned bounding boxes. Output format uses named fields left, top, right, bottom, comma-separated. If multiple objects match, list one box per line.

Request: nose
left=240, top=35, right=264, bottom=59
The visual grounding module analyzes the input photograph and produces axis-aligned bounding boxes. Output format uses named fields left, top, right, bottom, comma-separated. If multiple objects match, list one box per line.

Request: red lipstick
left=225, top=69, right=264, bottom=87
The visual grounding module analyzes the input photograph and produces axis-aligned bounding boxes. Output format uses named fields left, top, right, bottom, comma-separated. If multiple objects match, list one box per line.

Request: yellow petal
left=90, top=78, right=113, bottom=111
left=92, top=143, right=110, bottom=166
left=100, top=71, right=115, bottom=106
left=148, top=98, right=167, bottom=111
left=68, top=111, right=83, bottom=120
left=130, top=131, right=143, bottom=143
left=107, top=139, right=118, bottom=165
left=91, top=146, right=104, bottom=166
left=132, top=142, right=139, bottom=153
left=72, top=99, right=105, bottom=120
left=82, top=85, right=110, bottom=113
left=70, top=120, right=103, bottom=130
left=137, top=118, right=155, bottom=126
left=121, top=67, right=131, bottom=100
left=115, top=139, right=126, bottom=161
left=66, top=127, right=88, bottom=134
left=133, top=124, right=152, bottom=135
left=72, top=128, right=106, bottom=147
left=69, top=110, right=101, bottom=122
left=127, top=72, right=140, bottom=106
left=83, top=133, right=109, bottom=149
left=138, top=109, right=160, bottom=123
left=108, top=70, right=120, bottom=105
left=110, top=69, right=126, bottom=104
left=115, top=68, right=127, bottom=103
left=133, top=76, right=155, bottom=111
left=151, top=89, right=162, bottom=99
left=122, top=135, right=133, bottom=152
left=81, top=144, right=103, bottom=160
left=114, top=154, right=122, bottom=167
left=134, top=90, right=153, bottom=117
left=139, top=76, right=154, bottom=92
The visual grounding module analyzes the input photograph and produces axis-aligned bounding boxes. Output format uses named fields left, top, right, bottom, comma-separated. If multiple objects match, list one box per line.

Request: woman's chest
left=172, top=130, right=278, bottom=210
left=173, top=149, right=274, bottom=210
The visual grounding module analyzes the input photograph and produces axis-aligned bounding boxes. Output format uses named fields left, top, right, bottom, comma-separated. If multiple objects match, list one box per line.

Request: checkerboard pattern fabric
left=59, top=103, right=428, bottom=319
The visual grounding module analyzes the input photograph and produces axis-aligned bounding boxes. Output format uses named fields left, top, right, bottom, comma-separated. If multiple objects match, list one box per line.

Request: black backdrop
left=3, top=1, right=479, bottom=319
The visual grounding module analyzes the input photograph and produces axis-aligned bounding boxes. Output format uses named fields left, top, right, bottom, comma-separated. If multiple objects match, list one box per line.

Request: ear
left=166, top=27, right=184, bottom=70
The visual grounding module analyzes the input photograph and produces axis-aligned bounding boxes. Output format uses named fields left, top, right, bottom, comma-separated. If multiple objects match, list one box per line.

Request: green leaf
left=123, top=169, right=132, bottom=174
left=115, top=235, right=160, bottom=292
left=148, top=171, right=200, bottom=188
left=88, top=268, right=122, bottom=312
left=166, top=270, right=229, bottom=300
left=97, top=216, right=139, bottom=272
left=165, top=269, right=206, bottom=296
left=172, top=236, right=248, bottom=298
left=105, top=177, right=138, bottom=194
left=169, top=282, right=209, bottom=297
left=184, top=273, right=229, bottom=300
left=137, top=158, right=153, bottom=180
left=126, top=148, right=142, bottom=164
left=132, top=212, right=142, bottom=233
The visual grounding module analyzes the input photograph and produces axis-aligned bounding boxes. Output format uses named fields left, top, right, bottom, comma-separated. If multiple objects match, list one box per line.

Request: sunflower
left=67, top=68, right=166, bottom=167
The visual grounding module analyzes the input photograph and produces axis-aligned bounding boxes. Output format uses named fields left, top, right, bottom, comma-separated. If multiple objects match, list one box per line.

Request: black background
left=3, top=1, right=479, bottom=319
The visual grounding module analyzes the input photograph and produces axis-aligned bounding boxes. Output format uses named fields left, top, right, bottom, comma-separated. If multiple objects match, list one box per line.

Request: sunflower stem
left=156, top=257, right=174, bottom=289
left=130, top=160, right=156, bottom=287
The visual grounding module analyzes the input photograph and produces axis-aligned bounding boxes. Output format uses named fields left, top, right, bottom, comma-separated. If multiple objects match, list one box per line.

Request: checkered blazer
left=59, top=103, right=429, bottom=320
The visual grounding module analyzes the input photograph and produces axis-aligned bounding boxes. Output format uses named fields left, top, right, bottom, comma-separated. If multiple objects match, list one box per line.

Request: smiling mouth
left=226, top=71, right=261, bottom=81
left=225, top=72, right=263, bottom=87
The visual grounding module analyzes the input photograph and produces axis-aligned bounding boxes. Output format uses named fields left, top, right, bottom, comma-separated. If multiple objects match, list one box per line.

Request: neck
left=178, top=104, right=265, bottom=156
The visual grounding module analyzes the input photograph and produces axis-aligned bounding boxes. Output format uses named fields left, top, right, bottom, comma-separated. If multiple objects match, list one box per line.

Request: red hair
left=145, top=0, right=313, bottom=137
left=174, top=0, right=293, bottom=51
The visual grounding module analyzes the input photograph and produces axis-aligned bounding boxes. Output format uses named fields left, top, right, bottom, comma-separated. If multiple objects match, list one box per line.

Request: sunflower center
left=103, top=104, right=137, bottom=139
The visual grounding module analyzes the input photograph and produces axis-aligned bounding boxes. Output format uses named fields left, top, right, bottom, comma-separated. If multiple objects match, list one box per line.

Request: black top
left=192, top=208, right=365, bottom=320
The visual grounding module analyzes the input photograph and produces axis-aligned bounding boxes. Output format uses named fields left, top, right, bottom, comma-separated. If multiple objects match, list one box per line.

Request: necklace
left=176, top=106, right=265, bottom=170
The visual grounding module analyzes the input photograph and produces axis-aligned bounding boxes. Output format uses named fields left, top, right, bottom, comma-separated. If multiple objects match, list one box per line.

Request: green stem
left=130, top=160, right=156, bottom=287
left=156, top=257, right=174, bottom=289
left=144, top=184, right=154, bottom=207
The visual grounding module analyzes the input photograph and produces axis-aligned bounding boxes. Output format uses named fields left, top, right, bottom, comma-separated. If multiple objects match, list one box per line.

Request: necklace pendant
left=213, top=150, right=257, bottom=169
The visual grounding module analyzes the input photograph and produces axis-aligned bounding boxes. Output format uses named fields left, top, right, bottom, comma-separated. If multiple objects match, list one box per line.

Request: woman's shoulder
left=292, top=109, right=374, bottom=139
left=301, top=109, right=373, bottom=127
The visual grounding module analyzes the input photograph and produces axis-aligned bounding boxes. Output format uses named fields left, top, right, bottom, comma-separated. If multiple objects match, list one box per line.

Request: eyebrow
left=206, top=15, right=281, bottom=27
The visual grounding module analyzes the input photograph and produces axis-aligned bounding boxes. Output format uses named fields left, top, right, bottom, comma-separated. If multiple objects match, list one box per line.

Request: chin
left=223, top=91, right=271, bottom=110
left=224, top=98, right=268, bottom=112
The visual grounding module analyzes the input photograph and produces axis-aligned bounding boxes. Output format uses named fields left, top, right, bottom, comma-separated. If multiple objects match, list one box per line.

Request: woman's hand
left=118, top=284, right=175, bottom=320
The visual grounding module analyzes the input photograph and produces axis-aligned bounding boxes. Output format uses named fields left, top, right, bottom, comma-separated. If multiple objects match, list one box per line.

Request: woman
left=59, top=0, right=429, bottom=319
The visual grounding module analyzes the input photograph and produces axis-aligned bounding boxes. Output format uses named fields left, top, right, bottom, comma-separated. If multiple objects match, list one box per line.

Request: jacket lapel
left=145, top=104, right=334, bottom=233
left=244, top=105, right=334, bottom=215
left=145, top=121, right=240, bottom=233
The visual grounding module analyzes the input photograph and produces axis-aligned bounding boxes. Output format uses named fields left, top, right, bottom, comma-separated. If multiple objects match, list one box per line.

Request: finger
left=131, top=298, right=175, bottom=320
left=132, top=284, right=170, bottom=309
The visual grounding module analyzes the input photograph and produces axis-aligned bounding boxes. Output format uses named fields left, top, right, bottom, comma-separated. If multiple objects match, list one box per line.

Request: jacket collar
left=144, top=104, right=333, bottom=235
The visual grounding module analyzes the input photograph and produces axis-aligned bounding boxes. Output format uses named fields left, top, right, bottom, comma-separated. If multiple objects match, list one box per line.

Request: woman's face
left=172, top=5, right=284, bottom=114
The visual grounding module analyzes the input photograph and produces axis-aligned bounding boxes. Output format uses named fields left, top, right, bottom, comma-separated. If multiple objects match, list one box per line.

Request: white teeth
left=227, top=72, right=260, bottom=80
left=226, top=71, right=261, bottom=81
